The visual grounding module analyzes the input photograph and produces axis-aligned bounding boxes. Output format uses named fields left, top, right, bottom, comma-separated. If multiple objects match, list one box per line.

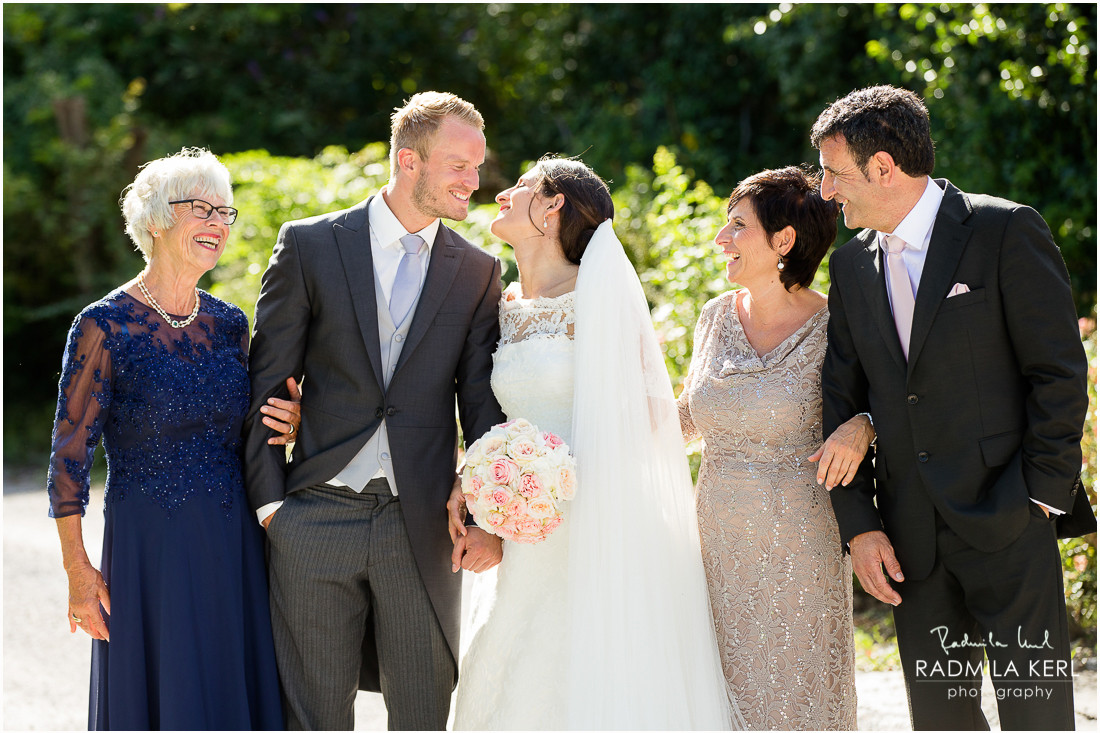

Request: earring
left=777, top=257, right=785, bottom=271
left=153, top=231, right=159, bottom=237
left=543, top=220, right=548, bottom=228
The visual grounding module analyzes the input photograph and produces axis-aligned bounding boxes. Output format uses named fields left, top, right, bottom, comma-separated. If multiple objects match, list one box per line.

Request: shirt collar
left=369, top=193, right=441, bottom=251
left=877, top=176, right=944, bottom=252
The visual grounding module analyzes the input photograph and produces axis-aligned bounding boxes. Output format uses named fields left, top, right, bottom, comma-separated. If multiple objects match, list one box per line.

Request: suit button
left=395, top=334, right=405, bottom=343
left=375, top=407, right=384, bottom=419
left=907, top=394, right=919, bottom=405
left=918, top=451, right=930, bottom=463
left=386, top=406, right=396, bottom=416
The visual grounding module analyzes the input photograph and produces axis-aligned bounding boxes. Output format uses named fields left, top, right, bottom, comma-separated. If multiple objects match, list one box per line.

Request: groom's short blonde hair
left=390, top=92, right=484, bottom=176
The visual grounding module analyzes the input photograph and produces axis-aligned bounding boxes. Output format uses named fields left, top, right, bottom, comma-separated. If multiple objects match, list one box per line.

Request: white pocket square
left=947, top=283, right=971, bottom=297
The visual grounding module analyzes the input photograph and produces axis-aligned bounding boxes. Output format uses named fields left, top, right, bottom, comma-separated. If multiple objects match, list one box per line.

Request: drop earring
left=777, top=256, right=785, bottom=271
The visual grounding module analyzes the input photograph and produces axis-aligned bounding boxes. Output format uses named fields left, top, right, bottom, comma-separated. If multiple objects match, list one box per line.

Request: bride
left=448, top=156, right=744, bottom=730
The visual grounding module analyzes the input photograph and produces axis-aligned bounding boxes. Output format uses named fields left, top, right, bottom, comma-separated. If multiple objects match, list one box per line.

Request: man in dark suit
left=813, top=85, right=1090, bottom=730
left=243, top=92, right=506, bottom=730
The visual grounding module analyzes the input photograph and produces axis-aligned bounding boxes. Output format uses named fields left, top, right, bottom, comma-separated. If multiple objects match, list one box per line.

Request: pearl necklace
left=137, top=274, right=201, bottom=328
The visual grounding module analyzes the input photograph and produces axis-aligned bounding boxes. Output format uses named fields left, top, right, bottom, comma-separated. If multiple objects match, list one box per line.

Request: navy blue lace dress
left=47, top=289, right=284, bottom=731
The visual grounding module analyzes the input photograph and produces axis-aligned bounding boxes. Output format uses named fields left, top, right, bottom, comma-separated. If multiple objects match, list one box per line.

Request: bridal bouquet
left=461, top=418, right=577, bottom=544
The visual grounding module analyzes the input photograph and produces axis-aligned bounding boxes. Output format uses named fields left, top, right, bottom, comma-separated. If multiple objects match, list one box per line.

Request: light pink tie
left=883, top=234, right=915, bottom=359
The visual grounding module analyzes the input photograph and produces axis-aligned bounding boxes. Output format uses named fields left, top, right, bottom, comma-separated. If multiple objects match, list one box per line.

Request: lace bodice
left=490, top=286, right=575, bottom=444
left=47, top=289, right=251, bottom=519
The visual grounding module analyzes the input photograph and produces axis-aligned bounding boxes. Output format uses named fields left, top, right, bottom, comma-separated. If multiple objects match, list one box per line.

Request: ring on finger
left=71, top=613, right=82, bottom=623
left=287, top=424, right=296, bottom=435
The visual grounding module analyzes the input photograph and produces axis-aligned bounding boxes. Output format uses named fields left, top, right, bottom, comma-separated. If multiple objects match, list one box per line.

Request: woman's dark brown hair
left=529, top=156, right=614, bottom=265
left=728, top=166, right=840, bottom=291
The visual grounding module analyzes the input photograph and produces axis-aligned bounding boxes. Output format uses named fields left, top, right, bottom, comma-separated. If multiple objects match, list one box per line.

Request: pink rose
left=558, top=466, right=577, bottom=500
left=518, top=472, right=543, bottom=499
left=492, top=488, right=512, bottom=507
left=542, top=515, right=563, bottom=532
left=507, top=437, right=540, bottom=463
left=479, top=434, right=507, bottom=458
left=503, top=419, right=535, bottom=441
left=488, top=457, right=520, bottom=487
left=486, top=511, right=506, bottom=528
left=515, top=516, right=543, bottom=536
left=463, top=475, right=483, bottom=497
left=505, top=498, right=525, bottom=518
left=526, top=497, right=556, bottom=519
left=498, top=519, right=518, bottom=541
left=541, top=431, right=564, bottom=449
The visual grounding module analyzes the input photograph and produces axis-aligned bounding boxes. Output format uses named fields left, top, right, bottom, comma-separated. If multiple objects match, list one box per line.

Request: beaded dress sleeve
left=47, top=314, right=112, bottom=518
left=678, top=297, right=720, bottom=442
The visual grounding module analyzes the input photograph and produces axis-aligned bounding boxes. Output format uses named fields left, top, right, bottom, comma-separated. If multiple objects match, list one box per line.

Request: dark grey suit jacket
left=822, top=180, right=1090, bottom=581
left=242, top=195, right=505, bottom=688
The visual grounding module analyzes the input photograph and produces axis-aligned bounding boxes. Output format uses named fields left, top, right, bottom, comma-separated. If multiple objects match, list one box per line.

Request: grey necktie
left=389, top=233, right=425, bottom=326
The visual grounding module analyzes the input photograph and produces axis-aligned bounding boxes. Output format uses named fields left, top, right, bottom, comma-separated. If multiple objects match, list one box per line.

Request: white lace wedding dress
left=454, top=286, right=576, bottom=730
left=454, top=222, right=742, bottom=731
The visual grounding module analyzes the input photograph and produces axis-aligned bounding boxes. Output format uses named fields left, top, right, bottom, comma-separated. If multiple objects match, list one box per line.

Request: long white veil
left=566, top=220, right=744, bottom=729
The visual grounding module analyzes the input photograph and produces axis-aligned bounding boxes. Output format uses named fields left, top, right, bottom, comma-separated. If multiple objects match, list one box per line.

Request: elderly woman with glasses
left=47, top=148, right=297, bottom=730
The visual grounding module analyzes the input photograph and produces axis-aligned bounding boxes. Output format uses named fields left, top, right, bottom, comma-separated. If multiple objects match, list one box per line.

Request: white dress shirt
left=876, top=176, right=943, bottom=307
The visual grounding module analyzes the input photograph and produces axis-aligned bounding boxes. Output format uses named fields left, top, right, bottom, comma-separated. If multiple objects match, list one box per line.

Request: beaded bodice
left=47, top=289, right=251, bottom=518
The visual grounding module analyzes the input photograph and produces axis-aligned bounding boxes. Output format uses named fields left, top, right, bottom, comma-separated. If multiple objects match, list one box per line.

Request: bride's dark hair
left=530, top=156, right=614, bottom=265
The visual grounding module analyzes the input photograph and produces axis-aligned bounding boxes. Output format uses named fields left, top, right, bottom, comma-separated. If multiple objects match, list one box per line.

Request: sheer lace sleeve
left=678, top=369, right=698, bottom=442
left=239, top=315, right=251, bottom=363
left=678, top=297, right=721, bottom=442
left=47, top=314, right=112, bottom=518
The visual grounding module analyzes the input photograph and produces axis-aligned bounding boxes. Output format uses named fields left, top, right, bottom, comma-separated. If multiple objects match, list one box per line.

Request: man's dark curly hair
left=810, top=85, right=935, bottom=177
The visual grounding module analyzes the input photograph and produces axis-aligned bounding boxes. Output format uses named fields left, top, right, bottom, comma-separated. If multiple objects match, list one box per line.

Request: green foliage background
left=4, top=3, right=1096, bottom=644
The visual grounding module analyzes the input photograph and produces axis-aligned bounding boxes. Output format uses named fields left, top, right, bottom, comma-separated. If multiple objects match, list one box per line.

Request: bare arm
left=55, top=515, right=111, bottom=640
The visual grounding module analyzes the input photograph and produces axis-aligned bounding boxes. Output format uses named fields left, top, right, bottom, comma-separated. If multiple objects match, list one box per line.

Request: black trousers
left=891, top=503, right=1075, bottom=730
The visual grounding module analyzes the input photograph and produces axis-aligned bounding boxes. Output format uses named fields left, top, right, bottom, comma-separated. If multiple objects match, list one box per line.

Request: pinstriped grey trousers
left=266, top=481, right=453, bottom=730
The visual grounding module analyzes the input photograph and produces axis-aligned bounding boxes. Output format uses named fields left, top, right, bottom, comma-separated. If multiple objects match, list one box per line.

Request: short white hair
left=120, top=147, right=233, bottom=260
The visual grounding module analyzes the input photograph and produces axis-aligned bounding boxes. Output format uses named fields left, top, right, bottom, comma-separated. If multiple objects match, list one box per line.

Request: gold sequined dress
left=678, top=291, right=856, bottom=730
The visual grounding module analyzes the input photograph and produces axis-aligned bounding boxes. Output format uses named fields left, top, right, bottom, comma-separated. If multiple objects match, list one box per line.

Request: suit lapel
left=906, top=181, right=973, bottom=369
left=333, top=197, right=386, bottom=390
left=394, top=225, right=466, bottom=373
left=852, top=229, right=907, bottom=368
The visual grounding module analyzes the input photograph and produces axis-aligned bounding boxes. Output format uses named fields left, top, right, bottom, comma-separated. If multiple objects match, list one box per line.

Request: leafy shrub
left=1062, top=316, right=1098, bottom=652
left=212, top=145, right=391, bottom=316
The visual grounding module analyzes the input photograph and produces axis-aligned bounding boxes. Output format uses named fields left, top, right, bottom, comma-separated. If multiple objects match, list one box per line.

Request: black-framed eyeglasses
left=169, top=199, right=239, bottom=225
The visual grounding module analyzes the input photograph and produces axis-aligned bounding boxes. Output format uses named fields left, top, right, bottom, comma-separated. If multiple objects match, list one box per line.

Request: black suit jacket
left=823, top=180, right=1090, bottom=581
left=242, top=196, right=505, bottom=687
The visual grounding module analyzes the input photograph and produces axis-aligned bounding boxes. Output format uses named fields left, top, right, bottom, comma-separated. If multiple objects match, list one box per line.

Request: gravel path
left=4, top=467, right=1095, bottom=731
